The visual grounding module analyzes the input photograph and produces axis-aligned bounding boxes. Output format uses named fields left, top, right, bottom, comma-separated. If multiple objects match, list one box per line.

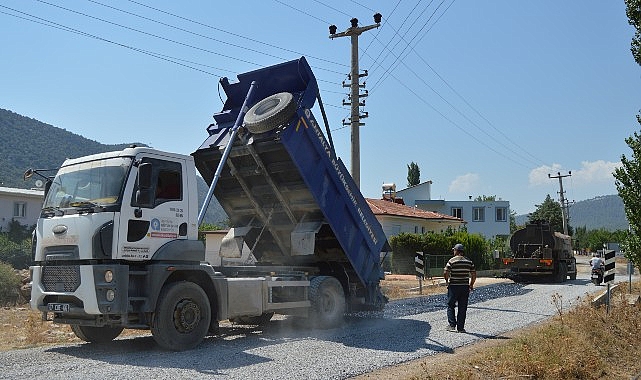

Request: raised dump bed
left=193, top=57, right=389, bottom=308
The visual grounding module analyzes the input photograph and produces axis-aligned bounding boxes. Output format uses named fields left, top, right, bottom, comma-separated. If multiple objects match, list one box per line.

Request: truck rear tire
left=151, top=281, right=211, bottom=351
left=309, top=276, right=346, bottom=329
left=70, top=325, right=124, bottom=343
left=244, top=92, right=297, bottom=134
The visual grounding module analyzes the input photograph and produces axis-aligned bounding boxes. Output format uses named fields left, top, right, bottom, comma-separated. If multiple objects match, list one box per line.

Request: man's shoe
left=457, top=329, right=466, bottom=333
left=447, top=325, right=456, bottom=331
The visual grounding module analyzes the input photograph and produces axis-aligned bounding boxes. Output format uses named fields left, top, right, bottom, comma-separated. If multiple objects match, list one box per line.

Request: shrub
left=0, top=234, right=32, bottom=269
left=389, top=231, right=493, bottom=274
left=0, top=262, right=21, bottom=306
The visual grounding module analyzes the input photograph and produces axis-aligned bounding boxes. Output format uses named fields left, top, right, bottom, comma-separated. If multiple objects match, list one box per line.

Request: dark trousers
left=447, top=284, right=470, bottom=330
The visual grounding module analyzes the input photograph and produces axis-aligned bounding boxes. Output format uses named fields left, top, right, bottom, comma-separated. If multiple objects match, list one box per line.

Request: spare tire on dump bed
left=244, top=92, right=297, bottom=134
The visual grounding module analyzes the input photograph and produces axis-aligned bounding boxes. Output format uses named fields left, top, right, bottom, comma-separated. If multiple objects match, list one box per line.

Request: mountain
left=515, top=194, right=628, bottom=231
left=0, top=108, right=145, bottom=188
left=0, top=108, right=227, bottom=225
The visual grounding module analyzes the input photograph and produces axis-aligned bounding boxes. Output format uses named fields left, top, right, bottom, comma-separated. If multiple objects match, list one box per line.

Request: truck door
left=116, top=156, right=189, bottom=261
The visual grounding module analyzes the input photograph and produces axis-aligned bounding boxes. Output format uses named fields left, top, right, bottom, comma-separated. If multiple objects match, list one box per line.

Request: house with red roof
left=365, top=198, right=465, bottom=239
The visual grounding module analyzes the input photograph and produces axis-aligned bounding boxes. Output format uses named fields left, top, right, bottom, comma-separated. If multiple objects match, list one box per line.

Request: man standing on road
left=444, top=243, right=476, bottom=333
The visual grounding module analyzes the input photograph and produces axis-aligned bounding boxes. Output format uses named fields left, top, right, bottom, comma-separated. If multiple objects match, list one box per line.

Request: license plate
left=47, top=303, right=70, bottom=312
left=591, top=274, right=599, bottom=278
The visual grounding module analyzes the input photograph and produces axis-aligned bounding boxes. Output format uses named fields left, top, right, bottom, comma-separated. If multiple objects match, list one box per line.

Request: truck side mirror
left=135, top=163, right=154, bottom=207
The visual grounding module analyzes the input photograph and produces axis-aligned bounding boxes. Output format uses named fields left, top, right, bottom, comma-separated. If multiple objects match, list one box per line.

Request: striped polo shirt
left=444, top=255, right=476, bottom=285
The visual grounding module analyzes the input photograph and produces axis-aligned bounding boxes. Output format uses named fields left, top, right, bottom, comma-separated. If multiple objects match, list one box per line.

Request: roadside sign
left=604, top=249, right=615, bottom=283
left=415, top=251, right=424, bottom=279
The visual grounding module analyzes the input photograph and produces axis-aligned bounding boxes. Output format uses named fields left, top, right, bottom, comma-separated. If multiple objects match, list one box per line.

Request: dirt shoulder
left=350, top=327, right=525, bottom=379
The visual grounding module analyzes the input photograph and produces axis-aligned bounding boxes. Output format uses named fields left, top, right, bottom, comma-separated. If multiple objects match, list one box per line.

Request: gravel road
left=0, top=259, right=629, bottom=380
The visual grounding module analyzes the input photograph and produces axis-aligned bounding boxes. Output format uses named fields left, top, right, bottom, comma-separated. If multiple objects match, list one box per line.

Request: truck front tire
left=71, top=325, right=124, bottom=343
left=151, top=281, right=211, bottom=351
left=244, top=92, right=297, bottom=134
left=309, top=276, right=346, bottom=329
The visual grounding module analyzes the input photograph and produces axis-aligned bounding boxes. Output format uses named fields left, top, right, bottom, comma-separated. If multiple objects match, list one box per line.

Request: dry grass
left=0, top=306, right=78, bottom=350
left=410, top=282, right=641, bottom=380
left=381, top=275, right=447, bottom=299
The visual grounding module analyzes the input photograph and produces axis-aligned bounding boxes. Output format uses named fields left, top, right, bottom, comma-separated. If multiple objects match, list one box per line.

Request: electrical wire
left=126, top=0, right=347, bottom=69
left=0, top=5, right=225, bottom=77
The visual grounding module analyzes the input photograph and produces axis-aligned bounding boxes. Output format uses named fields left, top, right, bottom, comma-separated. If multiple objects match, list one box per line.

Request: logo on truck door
left=149, top=217, right=179, bottom=239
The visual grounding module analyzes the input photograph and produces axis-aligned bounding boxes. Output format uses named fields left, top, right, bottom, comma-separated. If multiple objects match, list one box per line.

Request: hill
left=0, top=108, right=144, bottom=188
left=0, top=108, right=227, bottom=225
left=515, top=194, right=628, bottom=231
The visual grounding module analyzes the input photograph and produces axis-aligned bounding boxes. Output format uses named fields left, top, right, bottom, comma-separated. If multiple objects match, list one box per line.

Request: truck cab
left=30, top=147, right=205, bottom=325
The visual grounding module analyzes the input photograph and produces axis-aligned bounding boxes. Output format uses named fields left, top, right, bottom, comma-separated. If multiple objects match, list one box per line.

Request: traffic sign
left=415, top=251, right=425, bottom=279
left=604, top=249, right=615, bottom=283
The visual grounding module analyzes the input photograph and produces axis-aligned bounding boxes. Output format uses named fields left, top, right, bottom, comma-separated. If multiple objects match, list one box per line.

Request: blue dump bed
left=192, top=57, right=388, bottom=308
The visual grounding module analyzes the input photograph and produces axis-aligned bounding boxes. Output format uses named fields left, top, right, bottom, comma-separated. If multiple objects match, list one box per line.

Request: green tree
left=614, top=115, right=641, bottom=270
left=616, top=0, right=641, bottom=271
left=509, top=210, right=520, bottom=234
left=407, top=162, right=420, bottom=187
left=474, top=195, right=496, bottom=201
left=626, top=0, right=641, bottom=66
left=528, top=194, right=568, bottom=234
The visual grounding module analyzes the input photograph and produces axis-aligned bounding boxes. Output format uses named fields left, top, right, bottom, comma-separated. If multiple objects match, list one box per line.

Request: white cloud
left=529, top=164, right=563, bottom=186
left=572, top=160, right=621, bottom=185
left=529, top=161, right=620, bottom=187
left=448, top=173, right=480, bottom=194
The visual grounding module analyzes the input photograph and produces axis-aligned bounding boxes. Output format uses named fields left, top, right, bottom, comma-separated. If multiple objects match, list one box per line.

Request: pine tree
left=407, top=162, right=420, bottom=187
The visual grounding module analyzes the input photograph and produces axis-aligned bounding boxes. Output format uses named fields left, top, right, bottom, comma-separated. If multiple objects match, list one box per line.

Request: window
left=496, top=207, right=507, bottom=222
left=472, top=207, right=485, bottom=222
left=13, top=202, right=26, bottom=218
left=451, top=207, right=462, bottom=219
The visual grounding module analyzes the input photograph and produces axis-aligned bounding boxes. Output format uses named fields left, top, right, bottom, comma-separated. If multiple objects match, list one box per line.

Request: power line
left=348, top=0, right=549, bottom=168
left=126, top=0, right=348, bottom=69
left=34, top=1, right=264, bottom=68
left=272, top=0, right=331, bottom=25
left=0, top=5, right=224, bottom=77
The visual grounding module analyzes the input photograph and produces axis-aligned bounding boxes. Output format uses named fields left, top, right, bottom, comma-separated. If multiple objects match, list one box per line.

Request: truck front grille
left=42, top=266, right=81, bottom=292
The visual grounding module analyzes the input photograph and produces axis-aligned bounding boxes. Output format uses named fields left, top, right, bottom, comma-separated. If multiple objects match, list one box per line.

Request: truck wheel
left=309, top=276, right=346, bottom=329
left=70, top=325, right=124, bottom=343
left=244, top=92, right=297, bottom=134
left=151, top=281, right=211, bottom=351
left=230, top=312, right=274, bottom=325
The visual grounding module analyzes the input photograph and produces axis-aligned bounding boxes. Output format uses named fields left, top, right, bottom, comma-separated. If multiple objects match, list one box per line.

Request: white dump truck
left=27, top=57, right=389, bottom=350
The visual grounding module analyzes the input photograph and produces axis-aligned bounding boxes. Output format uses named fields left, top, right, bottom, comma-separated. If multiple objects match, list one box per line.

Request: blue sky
left=1, top=0, right=640, bottom=215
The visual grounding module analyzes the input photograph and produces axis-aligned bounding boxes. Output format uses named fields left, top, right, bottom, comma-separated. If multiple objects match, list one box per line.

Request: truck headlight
left=104, top=270, right=113, bottom=283
left=106, top=289, right=115, bottom=302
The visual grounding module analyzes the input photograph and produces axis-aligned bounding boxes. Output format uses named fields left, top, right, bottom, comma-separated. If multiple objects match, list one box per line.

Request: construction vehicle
left=502, top=221, right=577, bottom=283
left=27, top=57, right=389, bottom=351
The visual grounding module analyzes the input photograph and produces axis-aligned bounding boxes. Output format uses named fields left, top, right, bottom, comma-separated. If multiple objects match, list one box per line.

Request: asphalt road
left=0, top=257, right=632, bottom=380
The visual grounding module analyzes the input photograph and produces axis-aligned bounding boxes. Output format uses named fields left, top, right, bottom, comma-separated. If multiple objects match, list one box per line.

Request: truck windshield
left=43, top=157, right=132, bottom=211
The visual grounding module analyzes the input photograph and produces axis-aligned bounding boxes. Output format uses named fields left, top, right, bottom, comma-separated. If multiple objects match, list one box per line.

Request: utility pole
left=548, top=171, right=572, bottom=235
left=329, top=13, right=381, bottom=188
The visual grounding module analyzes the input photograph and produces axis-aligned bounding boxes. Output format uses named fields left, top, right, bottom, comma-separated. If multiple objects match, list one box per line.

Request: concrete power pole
left=548, top=171, right=572, bottom=235
left=329, top=13, right=381, bottom=188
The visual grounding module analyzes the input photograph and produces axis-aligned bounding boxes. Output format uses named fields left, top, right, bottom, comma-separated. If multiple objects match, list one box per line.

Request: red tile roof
left=366, top=198, right=464, bottom=222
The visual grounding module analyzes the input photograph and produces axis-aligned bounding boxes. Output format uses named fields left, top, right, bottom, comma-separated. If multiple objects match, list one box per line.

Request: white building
left=396, top=181, right=511, bottom=239
left=0, top=186, right=44, bottom=232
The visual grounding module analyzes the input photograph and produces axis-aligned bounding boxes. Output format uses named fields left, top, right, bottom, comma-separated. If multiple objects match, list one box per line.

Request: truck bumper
left=31, top=264, right=129, bottom=317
